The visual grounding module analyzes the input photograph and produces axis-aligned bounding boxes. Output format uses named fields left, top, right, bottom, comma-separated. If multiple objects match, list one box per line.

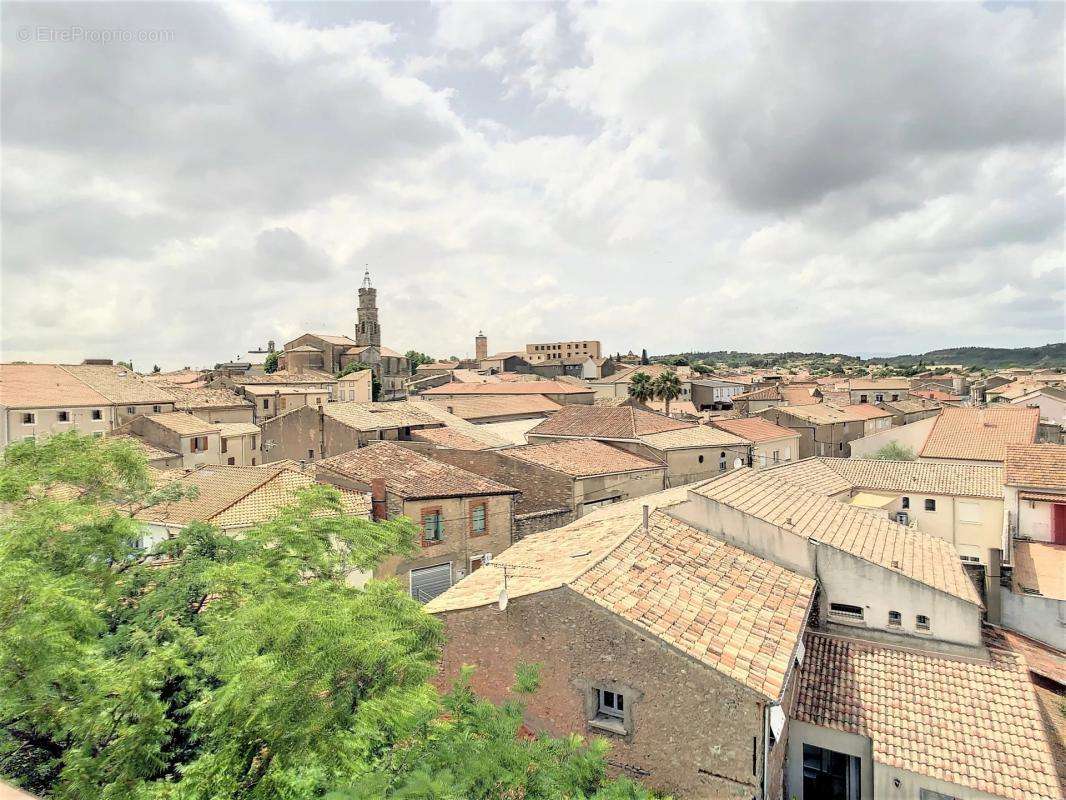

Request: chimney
left=642, top=504, right=649, bottom=533
left=370, top=478, right=387, bottom=521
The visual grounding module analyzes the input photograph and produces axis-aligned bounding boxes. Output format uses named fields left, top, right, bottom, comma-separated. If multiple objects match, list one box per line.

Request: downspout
left=762, top=702, right=771, bottom=799
left=318, top=405, right=326, bottom=459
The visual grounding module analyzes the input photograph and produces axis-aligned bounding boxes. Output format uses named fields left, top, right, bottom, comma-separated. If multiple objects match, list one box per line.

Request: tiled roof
left=1003, top=443, right=1066, bottom=489
left=920, top=406, right=1039, bottom=462
left=595, top=364, right=691, bottom=384
left=0, top=363, right=110, bottom=408
left=474, top=418, right=544, bottom=446
left=693, top=469, right=982, bottom=604
left=712, top=417, right=799, bottom=443
left=403, top=402, right=512, bottom=448
left=766, top=457, right=1004, bottom=499
left=1011, top=541, right=1065, bottom=601
left=527, top=404, right=692, bottom=440
left=843, top=403, right=894, bottom=420
left=212, top=468, right=369, bottom=528
left=317, top=441, right=518, bottom=499
left=322, top=401, right=441, bottom=432
left=881, top=398, right=941, bottom=414
left=410, top=426, right=495, bottom=451
left=217, top=423, right=260, bottom=437
left=287, top=344, right=323, bottom=352
left=229, top=370, right=336, bottom=385
left=638, top=425, right=750, bottom=450
left=429, top=506, right=814, bottom=700
left=144, top=412, right=220, bottom=436
left=422, top=381, right=593, bottom=396
left=137, top=466, right=282, bottom=523
left=59, top=364, right=176, bottom=404
left=242, top=384, right=331, bottom=396
left=508, top=439, right=665, bottom=477
left=779, top=386, right=823, bottom=406
left=425, top=395, right=561, bottom=420
left=794, top=632, right=1060, bottom=800
left=107, top=433, right=180, bottom=463
left=732, top=386, right=781, bottom=402
left=770, top=403, right=852, bottom=424
left=1013, top=385, right=1066, bottom=402
left=155, top=383, right=253, bottom=410
left=344, top=344, right=404, bottom=359
left=307, top=333, right=358, bottom=346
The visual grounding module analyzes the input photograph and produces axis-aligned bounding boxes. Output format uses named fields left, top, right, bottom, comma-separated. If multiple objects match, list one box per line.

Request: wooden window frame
left=421, top=506, right=444, bottom=547
left=470, top=500, right=488, bottom=536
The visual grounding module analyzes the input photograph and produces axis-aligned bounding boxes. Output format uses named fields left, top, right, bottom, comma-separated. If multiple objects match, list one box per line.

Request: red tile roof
left=919, top=406, right=1039, bottom=462
left=1003, top=443, right=1066, bottom=488
left=507, top=439, right=664, bottom=477
left=712, top=417, right=799, bottom=442
left=527, top=404, right=692, bottom=440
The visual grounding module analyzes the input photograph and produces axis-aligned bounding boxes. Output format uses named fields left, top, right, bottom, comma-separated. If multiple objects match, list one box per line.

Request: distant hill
left=658, top=343, right=1065, bottom=371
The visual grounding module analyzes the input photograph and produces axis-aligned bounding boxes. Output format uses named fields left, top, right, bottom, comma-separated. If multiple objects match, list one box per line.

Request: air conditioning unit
left=895, top=512, right=909, bottom=526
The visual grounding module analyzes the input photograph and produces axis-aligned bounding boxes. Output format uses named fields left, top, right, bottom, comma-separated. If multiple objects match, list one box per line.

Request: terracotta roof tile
left=766, top=457, right=1004, bottom=499
left=733, top=385, right=782, bottom=402
left=229, top=370, right=336, bottom=385
left=318, top=441, right=518, bottom=499
left=712, top=417, right=800, bottom=443
left=848, top=378, right=911, bottom=390
left=920, top=406, right=1039, bottom=462
left=528, top=404, right=692, bottom=439
left=322, top=401, right=442, bottom=432
left=637, top=425, right=750, bottom=450
left=155, top=383, right=253, bottom=411
left=1003, top=443, right=1066, bottom=489
left=107, top=433, right=180, bottom=464
left=508, top=439, right=665, bottom=477
left=0, top=363, right=110, bottom=408
left=794, top=632, right=1060, bottom=800
left=410, top=427, right=495, bottom=451
left=59, top=364, right=176, bottom=405
left=212, top=468, right=369, bottom=528
left=422, top=381, right=593, bottom=396
left=694, top=469, right=982, bottom=604
left=143, top=412, right=220, bottom=436
left=425, top=395, right=560, bottom=420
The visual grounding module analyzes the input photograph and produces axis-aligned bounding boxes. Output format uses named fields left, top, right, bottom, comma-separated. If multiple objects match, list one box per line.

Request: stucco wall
left=188, top=406, right=255, bottom=424
left=436, top=588, right=769, bottom=799
left=3, top=405, right=110, bottom=445
left=751, top=436, right=799, bottom=469
left=786, top=720, right=873, bottom=800
left=879, top=494, right=1003, bottom=564
left=1001, top=590, right=1066, bottom=649
left=573, top=469, right=666, bottom=515
left=848, top=415, right=937, bottom=459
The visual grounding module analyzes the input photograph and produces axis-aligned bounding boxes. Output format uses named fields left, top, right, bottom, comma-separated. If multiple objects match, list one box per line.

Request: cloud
left=0, top=1, right=1061, bottom=369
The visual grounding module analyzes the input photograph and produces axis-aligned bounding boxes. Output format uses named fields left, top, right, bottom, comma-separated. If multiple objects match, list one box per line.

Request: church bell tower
left=356, top=269, right=381, bottom=348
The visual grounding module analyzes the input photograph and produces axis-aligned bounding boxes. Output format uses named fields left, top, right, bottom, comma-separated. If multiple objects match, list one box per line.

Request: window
left=316, top=397, right=322, bottom=405
left=888, top=610, right=902, bottom=626
left=959, top=554, right=981, bottom=563
left=127, top=406, right=135, bottom=415
left=349, top=390, right=355, bottom=400
left=829, top=603, right=864, bottom=621
left=262, top=399, right=269, bottom=409
left=221, top=438, right=228, bottom=453
left=924, top=499, right=936, bottom=512
left=152, top=405, right=162, bottom=413
left=891, top=394, right=900, bottom=402
left=874, top=393, right=884, bottom=402
left=470, top=502, right=487, bottom=535
left=421, top=508, right=443, bottom=545
left=597, top=689, right=623, bottom=719
left=719, top=451, right=727, bottom=472
left=916, top=614, right=930, bottom=631
left=838, top=442, right=844, bottom=452
left=190, top=436, right=208, bottom=453
left=251, top=458, right=256, bottom=465
left=250, top=436, right=256, bottom=450
left=698, top=454, right=704, bottom=464
left=901, top=496, right=910, bottom=509
left=859, top=394, right=868, bottom=403
left=773, top=450, right=780, bottom=463
left=958, top=501, right=980, bottom=524
left=92, top=409, right=102, bottom=420
left=308, top=449, right=315, bottom=460
left=57, top=411, right=70, bottom=422
left=21, top=412, right=35, bottom=424
left=227, top=457, right=235, bottom=465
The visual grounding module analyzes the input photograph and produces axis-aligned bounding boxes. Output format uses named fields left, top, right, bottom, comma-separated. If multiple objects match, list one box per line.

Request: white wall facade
left=848, top=415, right=937, bottom=459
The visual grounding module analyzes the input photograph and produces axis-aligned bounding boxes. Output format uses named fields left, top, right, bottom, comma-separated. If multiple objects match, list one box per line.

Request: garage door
left=410, top=563, right=452, bottom=603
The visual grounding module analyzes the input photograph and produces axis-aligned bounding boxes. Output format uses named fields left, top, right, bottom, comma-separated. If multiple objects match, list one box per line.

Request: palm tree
left=627, top=371, right=655, bottom=404
left=653, top=371, right=683, bottom=416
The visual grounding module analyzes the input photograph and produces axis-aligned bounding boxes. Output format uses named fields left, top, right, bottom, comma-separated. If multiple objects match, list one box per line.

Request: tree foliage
left=652, top=372, right=683, bottom=416
left=0, top=435, right=665, bottom=800
left=627, top=372, right=654, bottom=403
left=404, top=351, right=434, bottom=369
left=264, top=352, right=279, bottom=374
left=867, top=442, right=916, bottom=461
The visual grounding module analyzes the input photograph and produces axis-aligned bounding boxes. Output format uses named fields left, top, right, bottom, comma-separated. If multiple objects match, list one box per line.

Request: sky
left=2, top=1, right=1063, bottom=370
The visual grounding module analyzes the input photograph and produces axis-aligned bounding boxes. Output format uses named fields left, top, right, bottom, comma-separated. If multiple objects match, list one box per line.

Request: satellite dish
left=733, top=457, right=744, bottom=469
left=498, top=587, right=508, bottom=611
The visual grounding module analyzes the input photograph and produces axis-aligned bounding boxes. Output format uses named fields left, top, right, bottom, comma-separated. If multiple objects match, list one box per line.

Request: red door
left=1053, top=504, right=1066, bottom=545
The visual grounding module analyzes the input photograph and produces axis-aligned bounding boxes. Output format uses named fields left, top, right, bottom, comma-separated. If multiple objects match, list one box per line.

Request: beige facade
left=570, top=468, right=666, bottom=515
left=114, top=413, right=223, bottom=469
left=219, top=425, right=261, bottom=466
left=4, top=404, right=110, bottom=444
left=751, top=435, right=799, bottom=468
left=244, top=386, right=331, bottom=421
left=524, top=340, right=601, bottom=364
left=879, top=493, right=1003, bottom=565
left=849, top=415, right=938, bottom=459
left=336, top=369, right=373, bottom=402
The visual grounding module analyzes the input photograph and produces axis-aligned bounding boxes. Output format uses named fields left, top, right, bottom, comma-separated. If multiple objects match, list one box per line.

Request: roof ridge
left=204, top=466, right=287, bottom=522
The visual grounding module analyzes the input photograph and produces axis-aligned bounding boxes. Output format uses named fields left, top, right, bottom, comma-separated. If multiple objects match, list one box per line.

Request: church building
left=279, top=271, right=410, bottom=399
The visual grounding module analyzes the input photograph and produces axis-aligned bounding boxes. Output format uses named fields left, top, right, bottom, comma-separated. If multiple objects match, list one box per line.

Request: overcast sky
left=2, top=1, right=1063, bottom=369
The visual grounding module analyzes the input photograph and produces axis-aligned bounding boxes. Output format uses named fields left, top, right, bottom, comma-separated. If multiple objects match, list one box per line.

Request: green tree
left=652, top=371, right=683, bottom=416
left=264, top=351, right=279, bottom=373
left=404, top=351, right=434, bottom=369
left=0, top=434, right=664, bottom=800
left=627, top=372, right=654, bottom=404
left=867, top=442, right=916, bottom=461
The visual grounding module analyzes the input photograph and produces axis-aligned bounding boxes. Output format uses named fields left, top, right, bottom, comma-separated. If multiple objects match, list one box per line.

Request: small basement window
left=829, top=603, right=864, bottom=621
left=916, top=614, right=931, bottom=631
left=924, top=499, right=936, bottom=512
left=888, top=610, right=902, bottom=626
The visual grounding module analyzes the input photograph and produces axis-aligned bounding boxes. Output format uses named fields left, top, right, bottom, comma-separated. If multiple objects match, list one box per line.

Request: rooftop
left=321, top=401, right=442, bottom=432
left=428, top=508, right=815, bottom=700
left=422, top=381, right=593, bottom=396
left=507, top=439, right=665, bottom=477
left=595, top=364, right=691, bottom=384
left=107, top=433, right=180, bottom=463
left=693, top=469, right=982, bottom=604
left=425, top=394, right=561, bottom=420
left=1011, top=541, right=1065, bottom=601
left=732, top=386, right=782, bottom=402
left=766, top=457, right=1004, bottom=499
left=59, top=364, right=176, bottom=405
left=0, top=363, right=110, bottom=408
left=216, top=422, right=260, bottom=438
left=919, top=406, right=1039, bottom=462
left=843, top=402, right=894, bottom=420
left=848, top=378, right=911, bottom=390
left=143, top=412, right=220, bottom=436
left=228, top=370, right=337, bottom=385
left=410, top=426, right=495, bottom=451
left=317, top=441, right=518, bottom=499
left=637, top=425, right=750, bottom=450
left=403, top=401, right=512, bottom=448
left=154, top=383, right=253, bottom=410
left=711, top=417, right=799, bottom=443
left=241, top=384, right=331, bottom=396
left=794, top=632, right=1060, bottom=800
left=1003, top=443, right=1066, bottom=489
left=527, top=404, right=692, bottom=440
